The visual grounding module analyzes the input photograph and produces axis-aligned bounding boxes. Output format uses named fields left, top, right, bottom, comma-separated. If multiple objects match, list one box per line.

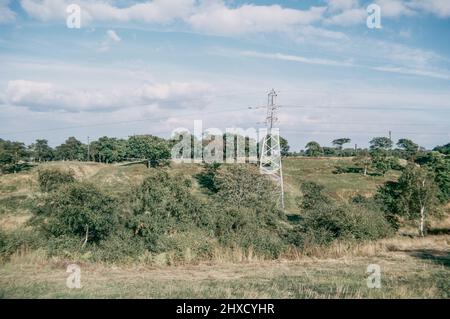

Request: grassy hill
left=0, top=158, right=448, bottom=298
left=0, top=157, right=400, bottom=229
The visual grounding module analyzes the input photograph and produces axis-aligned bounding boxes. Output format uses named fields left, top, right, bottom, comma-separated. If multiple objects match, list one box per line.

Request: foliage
left=199, top=165, right=287, bottom=257
left=377, top=164, right=442, bottom=236
left=90, top=136, right=127, bottom=163
left=128, top=170, right=213, bottom=251
left=397, top=138, right=419, bottom=161
left=353, top=149, right=372, bottom=175
left=126, top=135, right=171, bottom=167
left=369, top=137, right=393, bottom=151
left=0, top=139, right=29, bottom=173
left=433, top=143, right=450, bottom=155
left=195, top=162, right=221, bottom=193
left=31, top=182, right=120, bottom=244
left=38, top=168, right=75, bottom=192
left=29, top=139, right=54, bottom=162
left=55, top=137, right=86, bottom=161
left=280, top=136, right=290, bottom=156
left=415, top=152, right=450, bottom=202
left=305, top=141, right=323, bottom=157
left=298, top=181, right=329, bottom=210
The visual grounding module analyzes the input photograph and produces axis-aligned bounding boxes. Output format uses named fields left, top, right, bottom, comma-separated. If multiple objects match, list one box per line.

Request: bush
left=38, top=168, right=75, bottom=192
left=0, top=229, right=44, bottom=260
left=31, top=182, right=120, bottom=244
left=289, top=202, right=393, bottom=248
left=206, top=165, right=288, bottom=257
left=128, top=170, right=213, bottom=252
left=298, top=182, right=329, bottom=210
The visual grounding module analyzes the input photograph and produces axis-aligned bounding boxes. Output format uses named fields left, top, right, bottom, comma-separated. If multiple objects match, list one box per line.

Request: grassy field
left=0, top=158, right=448, bottom=298
left=0, top=235, right=448, bottom=298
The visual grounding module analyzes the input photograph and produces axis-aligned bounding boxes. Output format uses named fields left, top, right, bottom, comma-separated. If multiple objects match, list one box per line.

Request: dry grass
left=0, top=235, right=448, bottom=298
left=1, top=235, right=448, bottom=298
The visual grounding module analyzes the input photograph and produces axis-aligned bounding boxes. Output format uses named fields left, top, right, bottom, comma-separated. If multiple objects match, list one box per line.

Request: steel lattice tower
left=259, top=89, right=285, bottom=209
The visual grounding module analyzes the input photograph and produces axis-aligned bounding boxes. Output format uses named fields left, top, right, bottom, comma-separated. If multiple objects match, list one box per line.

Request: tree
left=353, top=149, right=372, bottom=175
left=369, top=137, right=395, bottom=175
left=369, top=137, right=393, bottom=151
left=397, top=165, right=440, bottom=236
left=0, top=139, right=29, bottom=173
left=397, top=138, right=419, bottom=161
left=332, top=138, right=351, bottom=156
left=31, top=182, right=119, bottom=245
left=433, top=143, right=450, bottom=155
left=29, top=139, right=54, bottom=162
left=305, top=141, right=323, bottom=157
left=378, top=164, right=441, bottom=237
left=280, top=136, right=290, bottom=156
left=416, top=151, right=450, bottom=202
left=55, top=137, right=86, bottom=161
left=90, top=137, right=126, bottom=163
left=126, top=135, right=171, bottom=167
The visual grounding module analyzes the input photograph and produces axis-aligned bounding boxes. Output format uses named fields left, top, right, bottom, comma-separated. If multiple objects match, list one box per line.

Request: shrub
left=31, top=182, right=120, bottom=244
left=128, top=170, right=213, bottom=252
left=289, top=201, right=393, bottom=248
left=206, top=165, right=287, bottom=257
left=298, top=181, right=329, bottom=210
left=0, top=229, right=44, bottom=260
left=38, top=168, right=75, bottom=192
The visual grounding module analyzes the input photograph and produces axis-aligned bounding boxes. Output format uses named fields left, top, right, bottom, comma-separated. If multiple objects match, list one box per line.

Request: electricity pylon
left=259, top=89, right=285, bottom=209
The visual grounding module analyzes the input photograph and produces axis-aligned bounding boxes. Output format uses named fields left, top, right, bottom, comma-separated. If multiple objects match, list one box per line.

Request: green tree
left=31, top=182, right=119, bottom=245
left=305, top=141, right=323, bottom=157
left=369, top=137, right=395, bottom=175
left=126, top=135, right=171, bottom=167
left=353, top=149, right=372, bottom=175
left=433, top=143, right=450, bottom=155
left=332, top=138, right=351, bottom=156
left=370, top=137, right=393, bottom=151
left=416, top=151, right=450, bottom=202
left=280, top=136, right=290, bottom=156
left=55, top=137, right=86, bottom=161
left=398, top=165, right=441, bottom=236
left=29, top=139, right=54, bottom=162
left=91, top=136, right=126, bottom=163
left=378, top=164, right=441, bottom=237
left=397, top=138, right=419, bottom=161
left=0, top=139, right=29, bottom=173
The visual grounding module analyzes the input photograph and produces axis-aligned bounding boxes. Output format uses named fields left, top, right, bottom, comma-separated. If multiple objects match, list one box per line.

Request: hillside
left=0, top=158, right=448, bottom=298
left=0, top=157, right=400, bottom=230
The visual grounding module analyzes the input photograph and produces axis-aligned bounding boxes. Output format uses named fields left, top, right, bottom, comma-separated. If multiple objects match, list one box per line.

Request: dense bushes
left=1, top=164, right=401, bottom=264
left=128, top=170, right=213, bottom=252
left=288, top=182, right=393, bottom=248
left=38, top=168, right=75, bottom=192
left=31, top=182, right=120, bottom=244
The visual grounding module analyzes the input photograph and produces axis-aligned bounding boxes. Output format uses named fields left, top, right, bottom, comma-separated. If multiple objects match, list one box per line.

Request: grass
left=0, top=159, right=448, bottom=298
left=0, top=235, right=448, bottom=298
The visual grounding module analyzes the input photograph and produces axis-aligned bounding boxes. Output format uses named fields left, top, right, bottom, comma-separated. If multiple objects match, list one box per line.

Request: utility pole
left=259, top=89, right=285, bottom=209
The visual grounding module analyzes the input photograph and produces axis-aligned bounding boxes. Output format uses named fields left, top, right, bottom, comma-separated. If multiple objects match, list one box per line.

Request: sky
left=0, top=0, right=449, bottom=151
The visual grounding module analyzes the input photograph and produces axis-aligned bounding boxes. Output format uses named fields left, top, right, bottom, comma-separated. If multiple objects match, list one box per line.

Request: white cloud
left=375, top=0, right=415, bottom=18
left=4, top=79, right=214, bottom=112
left=0, top=0, right=16, bottom=23
left=324, top=8, right=366, bottom=26
left=20, top=0, right=196, bottom=23
left=372, top=65, right=450, bottom=80
left=326, top=0, right=359, bottom=13
left=106, top=29, right=121, bottom=42
left=239, top=51, right=354, bottom=67
left=187, top=2, right=326, bottom=35
left=408, top=0, right=450, bottom=18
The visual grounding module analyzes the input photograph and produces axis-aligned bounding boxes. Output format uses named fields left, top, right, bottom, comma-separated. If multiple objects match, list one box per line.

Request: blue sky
left=0, top=0, right=449, bottom=150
